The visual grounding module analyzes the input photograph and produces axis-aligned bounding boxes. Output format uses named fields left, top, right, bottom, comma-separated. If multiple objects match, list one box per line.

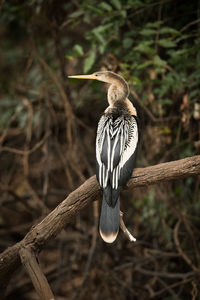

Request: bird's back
left=96, top=108, right=138, bottom=191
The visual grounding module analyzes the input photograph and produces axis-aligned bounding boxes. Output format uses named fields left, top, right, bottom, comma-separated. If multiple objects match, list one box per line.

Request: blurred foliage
left=0, top=0, right=200, bottom=299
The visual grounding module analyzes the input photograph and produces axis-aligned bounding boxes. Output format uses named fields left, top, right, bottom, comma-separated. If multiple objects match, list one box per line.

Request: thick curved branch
left=128, top=155, right=200, bottom=188
left=0, top=155, right=200, bottom=298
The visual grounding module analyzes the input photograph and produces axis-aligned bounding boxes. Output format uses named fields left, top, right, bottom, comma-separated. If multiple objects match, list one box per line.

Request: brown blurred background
left=0, top=0, right=200, bottom=299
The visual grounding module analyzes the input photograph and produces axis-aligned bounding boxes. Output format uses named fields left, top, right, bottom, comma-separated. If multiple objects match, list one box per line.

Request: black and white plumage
left=96, top=109, right=138, bottom=242
left=68, top=71, right=139, bottom=243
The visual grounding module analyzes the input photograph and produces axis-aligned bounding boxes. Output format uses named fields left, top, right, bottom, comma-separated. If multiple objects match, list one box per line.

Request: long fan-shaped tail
left=99, top=194, right=120, bottom=243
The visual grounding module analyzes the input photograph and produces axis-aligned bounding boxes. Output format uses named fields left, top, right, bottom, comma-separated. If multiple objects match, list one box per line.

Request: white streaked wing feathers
left=96, top=115, right=138, bottom=189
left=119, top=119, right=138, bottom=169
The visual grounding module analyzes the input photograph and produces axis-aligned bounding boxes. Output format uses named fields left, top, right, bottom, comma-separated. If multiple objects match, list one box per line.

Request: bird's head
left=68, top=71, right=129, bottom=102
left=68, top=71, right=125, bottom=85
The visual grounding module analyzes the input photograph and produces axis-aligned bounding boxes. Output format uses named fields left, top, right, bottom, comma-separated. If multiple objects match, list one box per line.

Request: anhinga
left=69, top=71, right=138, bottom=243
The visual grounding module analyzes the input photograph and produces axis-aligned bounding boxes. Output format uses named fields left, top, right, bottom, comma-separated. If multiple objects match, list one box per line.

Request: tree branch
left=0, top=155, right=200, bottom=298
left=19, top=246, right=55, bottom=300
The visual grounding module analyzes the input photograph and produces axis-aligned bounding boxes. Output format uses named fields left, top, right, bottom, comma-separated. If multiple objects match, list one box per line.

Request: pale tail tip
left=100, top=229, right=118, bottom=243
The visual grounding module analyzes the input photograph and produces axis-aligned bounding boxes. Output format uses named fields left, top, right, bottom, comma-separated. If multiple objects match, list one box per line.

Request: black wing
left=96, top=114, right=138, bottom=190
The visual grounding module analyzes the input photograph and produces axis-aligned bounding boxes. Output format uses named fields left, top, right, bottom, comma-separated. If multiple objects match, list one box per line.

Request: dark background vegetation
left=0, top=0, right=200, bottom=299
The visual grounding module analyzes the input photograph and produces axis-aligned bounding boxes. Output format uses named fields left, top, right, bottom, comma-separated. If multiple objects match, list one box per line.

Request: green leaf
left=99, top=44, right=106, bottom=54
left=93, top=23, right=112, bottom=33
left=68, top=10, right=84, bottom=19
left=153, top=55, right=166, bottom=67
left=83, top=51, right=96, bottom=73
left=99, top=2, right=112, bottom=11
left=130, top=76, right=142, bottom=85
left=123, top=37, right=133, bottom=49
left=158, top=99, right=173, bottom=106
left=140, top=28, right=156, bottom=36
left=146, top=21, right=163, bottom=28
left=159, top=27, right=180, bottom=35
left=127, top=0, right=143, bottom=8
left=73, top=44, right=84, bottom=56
left=120, top=10, right=127, bottom=18
left=91, top=24, right=112, bottom=44
left=110, top=0, right=122, bottom=10
left=168, top=49, right=187, bottom=58
left=158, top=39, right=176, bottom=48
left=189, top=89, right=199, bottom=99
left=134, top=41, right=154, bottom=54
left=137, top=61, right=153, bottom=69
left=65, top=55, right=73, bottom=60
left=93, top=31, right=105, bottom=44
left=86, top=5, right=102, bottom=14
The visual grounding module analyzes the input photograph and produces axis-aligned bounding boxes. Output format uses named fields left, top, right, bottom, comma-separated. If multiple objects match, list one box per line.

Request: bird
left=68, top=71, right=139, bottom=243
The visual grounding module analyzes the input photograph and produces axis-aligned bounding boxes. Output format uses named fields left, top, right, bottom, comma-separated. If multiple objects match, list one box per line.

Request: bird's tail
left=99, top=191, right=120, bottom=243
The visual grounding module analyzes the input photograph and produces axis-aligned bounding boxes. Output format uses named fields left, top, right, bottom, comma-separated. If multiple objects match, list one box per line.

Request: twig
left=173, top=219, right=199, bottom=272
left=152, top=278, right=191, bottom=298
left=182, top=215, right=200, bottom=264
left=180, top=18, right=200, bottom=32
left=1, top=132, right=50, bottom=155
left=120, top=211, right=136, bottom=242
left=131, top=90, right=158, bottom=123
left=135, top=265, right=199, bottom=279
left=131, top=90, right=179, bottom=123
left=156, top=278, right=181, bottom=299
left=21, top=97, right=33, bottom=176
left=191, top=281, right=198, bottom=300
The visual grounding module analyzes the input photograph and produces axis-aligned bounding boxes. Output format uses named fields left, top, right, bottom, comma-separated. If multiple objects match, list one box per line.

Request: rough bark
left=19, top=246, right=55, bottom=300
left=0, top=155, right=199, bottom=298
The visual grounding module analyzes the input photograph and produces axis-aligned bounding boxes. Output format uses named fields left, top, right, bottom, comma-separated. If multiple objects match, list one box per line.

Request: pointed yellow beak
left=68, top=74, right=97, bottom=80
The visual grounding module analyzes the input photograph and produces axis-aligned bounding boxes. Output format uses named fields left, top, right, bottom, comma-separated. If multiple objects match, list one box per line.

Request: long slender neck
left=107, top=76, right=129, bottom=106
